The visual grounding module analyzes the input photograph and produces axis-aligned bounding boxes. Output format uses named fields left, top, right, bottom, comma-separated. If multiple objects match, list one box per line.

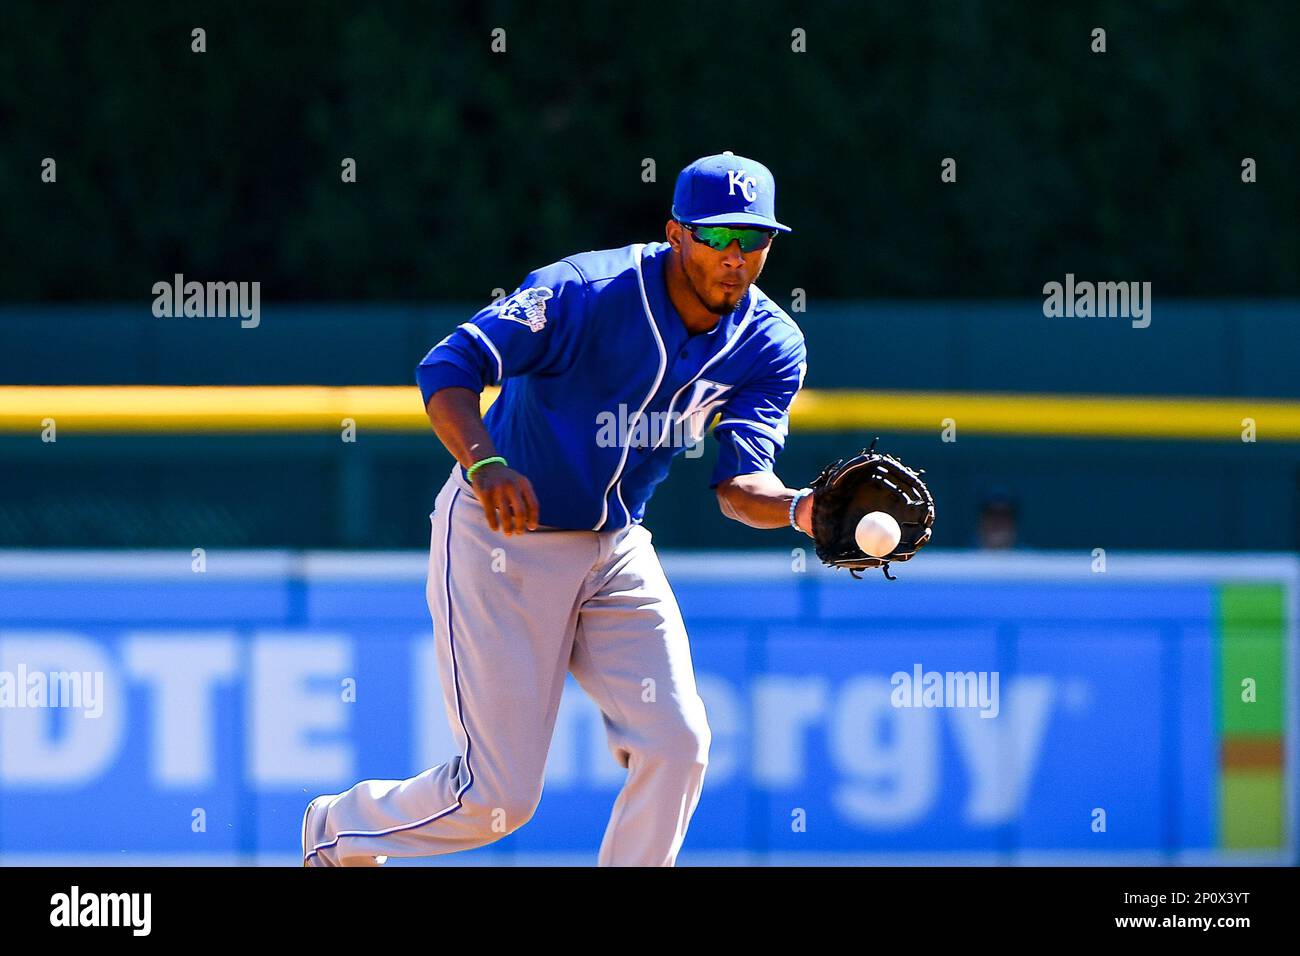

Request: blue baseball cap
left=672, top=151, right=791, bottom=232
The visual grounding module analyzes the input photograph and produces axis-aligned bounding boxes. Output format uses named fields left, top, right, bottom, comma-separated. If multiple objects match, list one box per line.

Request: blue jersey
left=416, top=241, right=807, bottom=531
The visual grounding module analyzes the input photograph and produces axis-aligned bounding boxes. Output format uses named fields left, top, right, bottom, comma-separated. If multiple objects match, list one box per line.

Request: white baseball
left=855, top=511, right=901, bottom=558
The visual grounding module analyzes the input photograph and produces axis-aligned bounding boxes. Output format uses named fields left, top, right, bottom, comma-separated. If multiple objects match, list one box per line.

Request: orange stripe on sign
left=1221, top=737, right=1284, bottom=770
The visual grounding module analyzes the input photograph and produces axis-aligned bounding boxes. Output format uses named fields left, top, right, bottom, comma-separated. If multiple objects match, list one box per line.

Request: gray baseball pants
left=304, top=466, right=711, bottom=866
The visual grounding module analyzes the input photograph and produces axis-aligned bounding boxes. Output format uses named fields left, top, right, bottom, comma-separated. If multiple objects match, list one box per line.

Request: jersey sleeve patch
left=494, top=286, right=554, bottom=332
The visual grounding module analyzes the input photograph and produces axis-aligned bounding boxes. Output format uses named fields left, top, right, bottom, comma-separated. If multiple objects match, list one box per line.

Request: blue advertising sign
left=0, top=552, right=1293, bottom=864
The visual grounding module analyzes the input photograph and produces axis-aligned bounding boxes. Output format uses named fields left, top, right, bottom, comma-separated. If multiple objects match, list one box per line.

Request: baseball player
left=303, top=152, right=815, bottom=867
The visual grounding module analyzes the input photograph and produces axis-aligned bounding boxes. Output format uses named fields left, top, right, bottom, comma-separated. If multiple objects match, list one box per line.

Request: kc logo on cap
left=726, top=169, right=758, bottom=202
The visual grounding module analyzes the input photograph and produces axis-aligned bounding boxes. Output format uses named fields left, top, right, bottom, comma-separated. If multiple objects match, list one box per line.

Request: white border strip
left=649, top=294, right=757, bottom=452
left=3, top=550, right=1297, bottom=584
left=658, top=550, right=1300, bottom=584
left=595, top=243, right=666, bottom=530
left=714, top=417, right=786, bottom=445
left=0, top=550, right=296, bottom=580
left=2, top=849, right=1292, bottom=868
left=457, top=323, right=504, bottom=384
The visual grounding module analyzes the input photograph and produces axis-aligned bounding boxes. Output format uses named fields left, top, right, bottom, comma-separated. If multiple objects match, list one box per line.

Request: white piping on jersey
left=595, top=243, right=667, bottom=531
left=714, top=417, right=786, bottom=445
left=649, top=292, right=758, bottom=453
left=458, top=322, right=504, bottom=384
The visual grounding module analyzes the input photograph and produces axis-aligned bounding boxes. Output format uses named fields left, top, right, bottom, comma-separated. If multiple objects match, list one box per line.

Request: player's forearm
left=716, top=472, right=813, bottom=535
left=424, top=387, right=500, bottom=468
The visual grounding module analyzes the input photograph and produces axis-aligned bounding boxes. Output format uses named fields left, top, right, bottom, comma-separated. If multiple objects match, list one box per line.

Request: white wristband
left=789, top=487, right=813, bottom=532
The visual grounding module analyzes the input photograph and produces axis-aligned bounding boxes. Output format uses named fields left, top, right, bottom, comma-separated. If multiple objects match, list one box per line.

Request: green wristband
left=465, top=455, right=508, bottom=482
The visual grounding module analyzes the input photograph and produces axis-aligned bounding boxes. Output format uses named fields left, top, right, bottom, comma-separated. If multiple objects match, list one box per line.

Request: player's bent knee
left=464, top=787, right=543, bottom=838
left=647, top=718, right=711, bottom=771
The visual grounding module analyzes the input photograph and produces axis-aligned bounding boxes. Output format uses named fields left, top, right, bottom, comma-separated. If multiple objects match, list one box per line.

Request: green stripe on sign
left=1216, top=583, right=1287, bottom=849
left=1217, top=584, right=1284, bottom=734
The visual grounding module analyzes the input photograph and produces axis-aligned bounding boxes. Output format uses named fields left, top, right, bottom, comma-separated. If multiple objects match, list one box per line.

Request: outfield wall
left=4, top=301, right=1300, bottom=553
left=0, top=550, right=1294, bottom=866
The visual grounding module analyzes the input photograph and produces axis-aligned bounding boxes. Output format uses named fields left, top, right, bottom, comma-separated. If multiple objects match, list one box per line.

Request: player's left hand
left=808, top=440, right=935, bottom=579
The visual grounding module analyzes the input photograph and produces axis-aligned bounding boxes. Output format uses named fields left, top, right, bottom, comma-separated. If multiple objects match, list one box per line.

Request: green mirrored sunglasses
left=679, top=221, right=778, bottom=254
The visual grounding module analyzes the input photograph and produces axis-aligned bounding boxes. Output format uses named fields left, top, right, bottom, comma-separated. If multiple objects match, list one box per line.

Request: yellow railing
left=1, top=386, right=1297, bottom=440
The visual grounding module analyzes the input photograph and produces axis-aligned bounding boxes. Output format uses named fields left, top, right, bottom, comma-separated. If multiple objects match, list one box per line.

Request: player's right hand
left=471, top=463, right=541, bottom=535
